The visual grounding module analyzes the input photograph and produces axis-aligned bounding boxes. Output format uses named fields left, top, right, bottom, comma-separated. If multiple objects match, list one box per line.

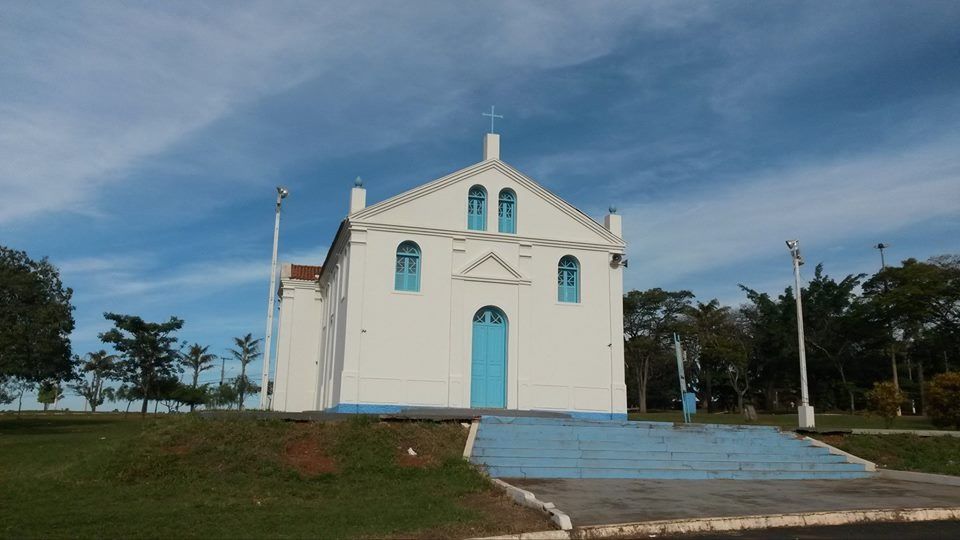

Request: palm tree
left=227, top=333, right=262, bottom=410
left=182, top=344, right=217, bottom=388
left=180, top=343, right=218, bottom=412
left=71, top=350, right=118, bottom=412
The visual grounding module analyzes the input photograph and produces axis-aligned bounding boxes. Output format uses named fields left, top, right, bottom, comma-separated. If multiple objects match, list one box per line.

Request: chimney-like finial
left=354, top=176, right=364, bottom=187
left=609, top=205, right=618, bottom=214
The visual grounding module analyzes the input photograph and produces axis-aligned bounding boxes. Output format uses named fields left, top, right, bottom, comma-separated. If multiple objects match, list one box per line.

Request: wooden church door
left=470, top=307, right=507, bottom=408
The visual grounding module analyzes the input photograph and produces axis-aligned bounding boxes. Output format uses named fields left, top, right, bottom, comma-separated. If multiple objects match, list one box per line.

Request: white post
left=787, top=240, right=815, bottom=429
left=260, top=187, right=288, bottom=410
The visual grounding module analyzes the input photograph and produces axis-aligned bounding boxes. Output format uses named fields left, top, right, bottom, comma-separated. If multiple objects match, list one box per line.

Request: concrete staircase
left=470, top=416, right=872, bottom=480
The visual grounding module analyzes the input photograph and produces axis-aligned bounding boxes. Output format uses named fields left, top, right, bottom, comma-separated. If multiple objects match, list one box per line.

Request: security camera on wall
left=611, top=253, right=628, bottom=268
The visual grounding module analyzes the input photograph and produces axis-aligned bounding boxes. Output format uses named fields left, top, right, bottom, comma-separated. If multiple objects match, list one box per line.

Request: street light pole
left=260, top=186, right=288, bottom=410
left=874, top=243, right=889, bottom=270
left=786, top=240, right=815, bottom=429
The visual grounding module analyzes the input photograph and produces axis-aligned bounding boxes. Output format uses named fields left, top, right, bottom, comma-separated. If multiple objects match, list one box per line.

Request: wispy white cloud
left=623, top=134, right=960, bottom=288
left=0, top=1, right=712, bottom=224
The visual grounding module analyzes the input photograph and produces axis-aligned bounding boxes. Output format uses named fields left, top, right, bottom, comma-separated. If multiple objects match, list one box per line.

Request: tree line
left=0, top=245, right=266, bottom=414
left=623, top=255, right=960, bottom=416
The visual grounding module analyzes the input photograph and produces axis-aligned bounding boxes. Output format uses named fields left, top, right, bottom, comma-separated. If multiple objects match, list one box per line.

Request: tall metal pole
left=874, top=243, right=888, bottom=270
left=259, top=187, right=288, bottom=410
left=787, top=240, right=815, bottom=429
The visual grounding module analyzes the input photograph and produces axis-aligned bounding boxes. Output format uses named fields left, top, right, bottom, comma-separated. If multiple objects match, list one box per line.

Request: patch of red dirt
left=164, top=443, right=192, bottom=456
left=283, top=437, right=338, bottom=475
left=397, top=453, right=432, bottom=468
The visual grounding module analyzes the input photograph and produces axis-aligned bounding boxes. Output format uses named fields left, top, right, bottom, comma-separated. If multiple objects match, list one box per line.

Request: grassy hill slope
left=0, top=414, right=550, bottom=539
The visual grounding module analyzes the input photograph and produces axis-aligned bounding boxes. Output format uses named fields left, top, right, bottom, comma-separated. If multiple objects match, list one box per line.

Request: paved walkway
left=508, top=478, right=960, bottom=526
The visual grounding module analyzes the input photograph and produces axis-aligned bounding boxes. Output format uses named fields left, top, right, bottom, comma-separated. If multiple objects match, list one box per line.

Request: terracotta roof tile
left=290, top=264, right=322, bottom=281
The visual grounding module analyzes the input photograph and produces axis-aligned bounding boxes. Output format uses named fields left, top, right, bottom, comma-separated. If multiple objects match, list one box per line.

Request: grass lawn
left=816, top=433, right=960, bottom=477
left=628, top=411, right=944, bottom=431
left=0, top=413, right=550, bottom=539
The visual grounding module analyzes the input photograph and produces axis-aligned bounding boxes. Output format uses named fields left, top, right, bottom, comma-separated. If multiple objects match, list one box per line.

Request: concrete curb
left=463, top=419, right=480, bottom=459
left=473, top=506, right=960, bottom=539
left=879, top=469, right=960, bottom=486
left=490, top=478, right=573, bottom=531
left=852, top=428, right=960, bottom=437
left=804, top=435, right=877, bottom=472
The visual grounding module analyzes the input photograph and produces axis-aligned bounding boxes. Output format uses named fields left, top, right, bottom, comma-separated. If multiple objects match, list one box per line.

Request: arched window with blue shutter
left=467, top=185, right=486, bottom=231
left=498, top=189, right=516, bottom=233
left=395, top=241, right=421, bottom=292
left=557, top=255, right=580, bottom=303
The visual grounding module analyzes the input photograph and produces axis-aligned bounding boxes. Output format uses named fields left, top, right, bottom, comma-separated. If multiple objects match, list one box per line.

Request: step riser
left=474, top=457, right=864, bottom=471
left=476, top=428, right=808, bottom=440
left=476, top=430, right=808, bottom=446
left=484, top=467, right=872, bottom=480
left=471, top=448, right=844, bottom=462
left=474, top=439, right=824, bottom=454
left=482, top=416, right=780, bottom=432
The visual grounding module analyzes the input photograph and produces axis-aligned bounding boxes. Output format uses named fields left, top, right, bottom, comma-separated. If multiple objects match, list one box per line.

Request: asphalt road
left=667, top=520, right=960, bottom=539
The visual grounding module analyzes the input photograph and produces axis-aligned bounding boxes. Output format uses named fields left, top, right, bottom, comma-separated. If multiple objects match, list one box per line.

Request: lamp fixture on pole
left=786, top=239, right=815, bottom=429
left=259, top=186, right=288, bottom=410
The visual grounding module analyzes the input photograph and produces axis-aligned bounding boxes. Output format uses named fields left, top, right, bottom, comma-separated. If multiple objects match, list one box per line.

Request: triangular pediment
left=349, top=159, right=625, bottom=247
left=455, top=252, right=527, bottom=283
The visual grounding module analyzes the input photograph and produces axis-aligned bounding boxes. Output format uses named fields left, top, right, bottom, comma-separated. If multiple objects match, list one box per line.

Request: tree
left=99, top=313, right=184, bottom=416
left=69, top=350, right=118, bottom=412
left=37, top=380, right=63, bottom=411
left=926, top=372, right=960, bottom=429
left=180, top=343, right=216, bottom=411
left=173, top=383, right=210, bottom=413
left=227, top=333, right=262, bottom=410
left=623, top=289, right=694, bottom=413
left=211, top=383, right=238, bottom=410
left=683, top=300, right=732, bottom=412
left=738, top=285, right=801, bottom=412
left=862, top=257, right=960, bottom=413
left=803, top=265, right=866, bottom=413
left=0, top=246, right=76, bottom=383
left=867, top=381, right=904, bottom=428
left=0, top=375, right=16, bottom=405
left=115, top=384, right=138, bottom=414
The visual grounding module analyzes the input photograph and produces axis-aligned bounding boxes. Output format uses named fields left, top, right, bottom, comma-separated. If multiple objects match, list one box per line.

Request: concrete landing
left=199, top=407, right=571, bottom=423
left=507, top=478, right=960, bottom=526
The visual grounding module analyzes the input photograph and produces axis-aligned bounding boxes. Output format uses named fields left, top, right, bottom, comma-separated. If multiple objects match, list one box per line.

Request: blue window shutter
left=498, top=189, right=515, bottom=233
left=468, top=186, right=486, bottom=231
left=395, top=242, right=421, bottom=292
left=558, top=256, right=580, bottom=303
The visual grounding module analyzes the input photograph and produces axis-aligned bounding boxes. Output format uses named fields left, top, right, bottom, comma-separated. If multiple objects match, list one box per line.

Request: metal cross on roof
left=482, top=105, right=504, bottom=133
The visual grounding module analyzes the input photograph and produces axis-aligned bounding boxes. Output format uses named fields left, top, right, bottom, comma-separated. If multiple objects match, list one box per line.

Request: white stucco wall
left=272, top=276, right=322, bottom=412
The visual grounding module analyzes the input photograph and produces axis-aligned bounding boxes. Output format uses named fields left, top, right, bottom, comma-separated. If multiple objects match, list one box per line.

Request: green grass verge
left=0, top=413, right=549, bottom=539
left=628, top=411, right=944, bottom=430
left=817, top=433, right=960, bottom=476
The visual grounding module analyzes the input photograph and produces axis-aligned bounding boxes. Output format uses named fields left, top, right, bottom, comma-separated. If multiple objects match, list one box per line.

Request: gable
left=459, top=251, right=525, bottom=281
left=350, top=160, right=624, bottom=246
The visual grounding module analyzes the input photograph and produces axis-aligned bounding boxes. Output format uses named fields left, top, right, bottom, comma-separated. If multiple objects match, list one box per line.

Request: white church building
left=271, top=134, right=628, bottom=420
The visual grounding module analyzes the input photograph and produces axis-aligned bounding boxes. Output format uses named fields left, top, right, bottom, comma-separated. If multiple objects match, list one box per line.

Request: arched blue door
left=470, top=307, right=507, bottom=408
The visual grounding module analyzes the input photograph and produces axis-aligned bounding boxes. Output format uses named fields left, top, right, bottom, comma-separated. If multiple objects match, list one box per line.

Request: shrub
left=926, top=372, right=960, bottom=429
left=866, top=381, right=904, bottom=428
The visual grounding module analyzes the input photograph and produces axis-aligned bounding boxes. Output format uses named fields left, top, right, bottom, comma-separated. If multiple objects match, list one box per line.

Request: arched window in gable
left=467, top=185, right=487, bottom=231
left=498, top=189, right=516, bottom=233
left=395, top=241, right=421, bottom=292
left=557, top=255, right=580, bottom=303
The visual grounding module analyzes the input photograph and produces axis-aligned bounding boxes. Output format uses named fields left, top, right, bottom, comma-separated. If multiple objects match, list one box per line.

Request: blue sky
left=3, top=2, right=959, bottom=410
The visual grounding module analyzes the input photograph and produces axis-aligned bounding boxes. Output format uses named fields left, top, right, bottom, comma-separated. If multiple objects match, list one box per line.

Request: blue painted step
left=470, top=415, right=872, bottom=480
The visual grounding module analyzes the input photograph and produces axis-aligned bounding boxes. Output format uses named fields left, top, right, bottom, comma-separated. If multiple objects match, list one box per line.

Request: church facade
left=271, top=134, right=628, bottom=420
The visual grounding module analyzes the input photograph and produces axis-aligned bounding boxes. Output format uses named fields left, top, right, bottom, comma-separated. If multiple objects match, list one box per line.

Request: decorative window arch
left=498, top=189, right=516, bottom=233
left=467, top=185, right=487, bottom=231
left=395, top=241, right=421, bottom=292
left=557, top=255, right=580, bottom=303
